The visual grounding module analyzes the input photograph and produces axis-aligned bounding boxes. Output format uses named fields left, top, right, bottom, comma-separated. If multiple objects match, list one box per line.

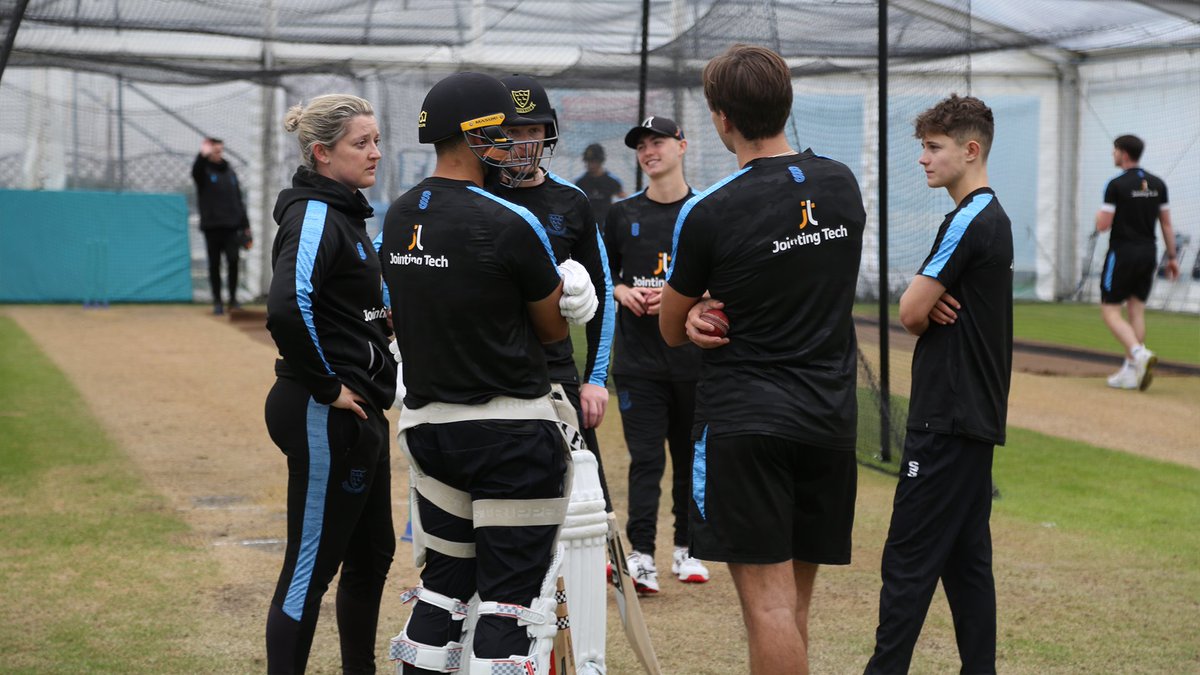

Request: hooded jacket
left=191, top=154, right=250, bottom=231
left=267, top=166, right=396, bottom=411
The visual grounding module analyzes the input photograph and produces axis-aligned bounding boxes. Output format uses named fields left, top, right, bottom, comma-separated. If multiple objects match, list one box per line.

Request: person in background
left=575, top=143, right=626, bottom=228
left=1095, top=134, right=1179, bottom=391
left=192, top=137, right=251, bottom=315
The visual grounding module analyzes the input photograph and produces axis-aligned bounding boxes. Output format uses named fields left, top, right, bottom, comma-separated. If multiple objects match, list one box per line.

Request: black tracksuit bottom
left=614, top=375, right=696, bottom=556
left=865, top=430, right=997, bottom=675
left=264, top=377, right=395, bottom=674
left=203, top=227, right=242, bottom=306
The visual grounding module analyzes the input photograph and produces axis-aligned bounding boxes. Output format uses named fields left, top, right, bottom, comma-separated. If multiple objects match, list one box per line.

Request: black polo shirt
left=667, top=151, right=865, bottom=448
left=604, top=188, right=702, bottom=381
left=381, top=177, right=562, bottom=407
left=907, top=187, right=1013, bottom=445
left=1104, top=168, right=1169, bottom=248
left=574, top=170, right=624, bottom=227
left=488, top=171, right=615, bottom=387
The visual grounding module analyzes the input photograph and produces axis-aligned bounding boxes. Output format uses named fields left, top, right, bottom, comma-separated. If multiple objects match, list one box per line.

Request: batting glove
left=557, top=259, right=598, bottom=325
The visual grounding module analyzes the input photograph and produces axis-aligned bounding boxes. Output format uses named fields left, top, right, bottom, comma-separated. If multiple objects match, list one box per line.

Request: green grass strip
left=995, top=425, right=1200, bottom=561
left=855, top=301, right=1199, bottom=365
left=0, top=316, right=230, bottom=673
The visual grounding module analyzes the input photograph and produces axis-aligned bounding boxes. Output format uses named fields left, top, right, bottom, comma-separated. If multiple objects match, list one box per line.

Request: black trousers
left=402, top=419, right=567, bottom=674
left=865, top=431, right=996, bottom=675
left=614, top=375, right=696, bottom=555
left=558, top=380, right=613, bottom=512
left=264, top=377, right=395, bottom=675
left=203, top=228, right=241, bottom=305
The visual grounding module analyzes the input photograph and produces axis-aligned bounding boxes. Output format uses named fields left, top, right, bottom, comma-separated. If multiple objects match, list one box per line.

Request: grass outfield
left=0, top=317, right=239, bottom=673
left=855, top=301, right=1200, bottom=365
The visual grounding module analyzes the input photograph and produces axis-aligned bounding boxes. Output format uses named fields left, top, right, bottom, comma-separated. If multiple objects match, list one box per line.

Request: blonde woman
left=264, top=94, right=395, bottom=674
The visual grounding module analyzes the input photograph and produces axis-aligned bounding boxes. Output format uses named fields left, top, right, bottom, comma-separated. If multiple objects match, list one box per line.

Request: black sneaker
left=212, top=303, right=225, bottom=315
left=228, top=301, right=243, bottom=311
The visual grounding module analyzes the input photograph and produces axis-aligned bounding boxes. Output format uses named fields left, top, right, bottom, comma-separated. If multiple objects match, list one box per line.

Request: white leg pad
left=560, top=450, right=608, bottom=673
left=389, top=586, right=471, bottom=672
left=469, top=547, right=564, bottom=675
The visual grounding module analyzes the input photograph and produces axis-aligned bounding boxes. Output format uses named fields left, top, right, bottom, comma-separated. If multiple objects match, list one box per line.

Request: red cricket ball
left=697, top=308, right=730, bottom=338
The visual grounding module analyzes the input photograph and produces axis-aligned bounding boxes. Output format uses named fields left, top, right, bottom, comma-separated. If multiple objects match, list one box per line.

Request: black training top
left=267, top=166, right=397, bottom=412
left=604, top=188, right=702, bottom=381
left=908, top=187, right=1013, bottom=446
left=667, top=151, right=865, bottom=448
left=1103, top=168, right=1169, bottom=248
left=381, top=177, right=562, bottom=408
left=192, top=154, right=249, bottom=231
left=488, top=170, right=615, bottom=388
left=574, top=170, right=624, bottom=228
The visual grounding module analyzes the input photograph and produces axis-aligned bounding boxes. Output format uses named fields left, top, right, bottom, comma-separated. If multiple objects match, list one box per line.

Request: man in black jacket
left=192, top=137, right=251, bottom=314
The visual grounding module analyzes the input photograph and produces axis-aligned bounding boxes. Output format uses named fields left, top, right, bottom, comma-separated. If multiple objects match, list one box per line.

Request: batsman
left=380, top=71, right=599, bottom=675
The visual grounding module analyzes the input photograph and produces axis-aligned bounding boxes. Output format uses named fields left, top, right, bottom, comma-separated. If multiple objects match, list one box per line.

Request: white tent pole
left=258, top=0, right=279, bottom=300
left=1055, top=60, right=1081, bottom=299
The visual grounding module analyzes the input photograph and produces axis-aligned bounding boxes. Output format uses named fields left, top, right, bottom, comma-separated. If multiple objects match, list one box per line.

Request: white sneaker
left=672, top=547, right=710, bottom=584
left=1106, top=362, right=1137, bottom=389
left=1131, top=346, right=1158, bottom=391
left=627, top=551, right=660, bottom=594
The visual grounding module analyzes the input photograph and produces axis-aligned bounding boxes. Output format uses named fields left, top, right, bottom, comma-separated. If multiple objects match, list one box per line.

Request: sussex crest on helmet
left=511, top=89, right=535, bottom=114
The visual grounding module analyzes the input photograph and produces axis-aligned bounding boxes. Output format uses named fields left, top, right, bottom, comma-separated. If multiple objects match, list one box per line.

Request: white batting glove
left=557, top=259, right=598, bottom=325
left=388, top=339, right=406, bottom=409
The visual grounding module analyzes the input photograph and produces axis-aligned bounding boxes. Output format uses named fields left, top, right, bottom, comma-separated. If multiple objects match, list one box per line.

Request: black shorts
left=688, top=431, right=857, bottom=565
left=1100, top=245, right=1156, bottom=304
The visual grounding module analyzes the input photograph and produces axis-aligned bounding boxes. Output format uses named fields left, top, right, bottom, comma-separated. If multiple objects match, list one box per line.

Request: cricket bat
left=551, top=576, right=577, bottom=675
left=607, top=512, right=662, bottom=675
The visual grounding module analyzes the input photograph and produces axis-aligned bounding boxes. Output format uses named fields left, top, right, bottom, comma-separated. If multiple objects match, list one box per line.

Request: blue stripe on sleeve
left=692, top=426, right=709, bottom=520
left=667, top=167, right=751, bottom=280
left=920, top=193, right=993, bottom=279
left=372, top=231, right=391, bottom=309
left=297, top=201, right=334, bottom=375
left=588, top=226, right=616, bottom=386
left=283, top=398, right=332, bottom=620
left=547, top=171, right=587, bottom=197
left=467, top=185, right=558, bottom=266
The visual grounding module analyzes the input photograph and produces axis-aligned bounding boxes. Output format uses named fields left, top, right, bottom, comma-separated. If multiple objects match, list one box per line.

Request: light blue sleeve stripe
left=920, top=192, right=993, bottom=280
left=296, top=201, right=335, bottom=375
left=547, top=171, right=587, bottom=197
left=667, top=168, right=751, bottom=280
left=283, top=398, right=332, bottom=620
left=613, top=188, right=645, bottom=204
left=588, top=225, right=616, bottom=386
left=372, top=231, right=390, bottom=309
left=1103, top=251, right=1116, bottom=291
left=467, top=185, right=558, bottom=266
left=692, top=426, right=709, bottom=520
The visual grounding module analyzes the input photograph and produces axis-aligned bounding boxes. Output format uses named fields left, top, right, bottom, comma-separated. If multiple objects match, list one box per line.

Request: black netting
left=2, top=0, right=1198, bottom=464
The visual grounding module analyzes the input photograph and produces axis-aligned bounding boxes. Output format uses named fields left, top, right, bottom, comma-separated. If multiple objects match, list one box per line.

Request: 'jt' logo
left=653, top=251, right=671, bottom=276
left=408, top=224, right=424, bottom=251
left=799, top=200, right=819, bottom=229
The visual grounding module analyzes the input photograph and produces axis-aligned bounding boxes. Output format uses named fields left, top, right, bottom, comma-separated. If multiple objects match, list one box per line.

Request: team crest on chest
left=547, top=213, right=566, bottom=234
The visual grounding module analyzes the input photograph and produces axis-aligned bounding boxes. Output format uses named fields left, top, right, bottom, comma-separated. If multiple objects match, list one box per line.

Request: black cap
left=583, top=143, right=605, bottom=163
left=623, top=116, right=684, bottom=148
left=417, top=72, right=522, bottom=145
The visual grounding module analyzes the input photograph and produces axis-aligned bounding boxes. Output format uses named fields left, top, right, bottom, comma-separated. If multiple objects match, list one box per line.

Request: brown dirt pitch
left=4, top=304, right=1198, bottom=673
